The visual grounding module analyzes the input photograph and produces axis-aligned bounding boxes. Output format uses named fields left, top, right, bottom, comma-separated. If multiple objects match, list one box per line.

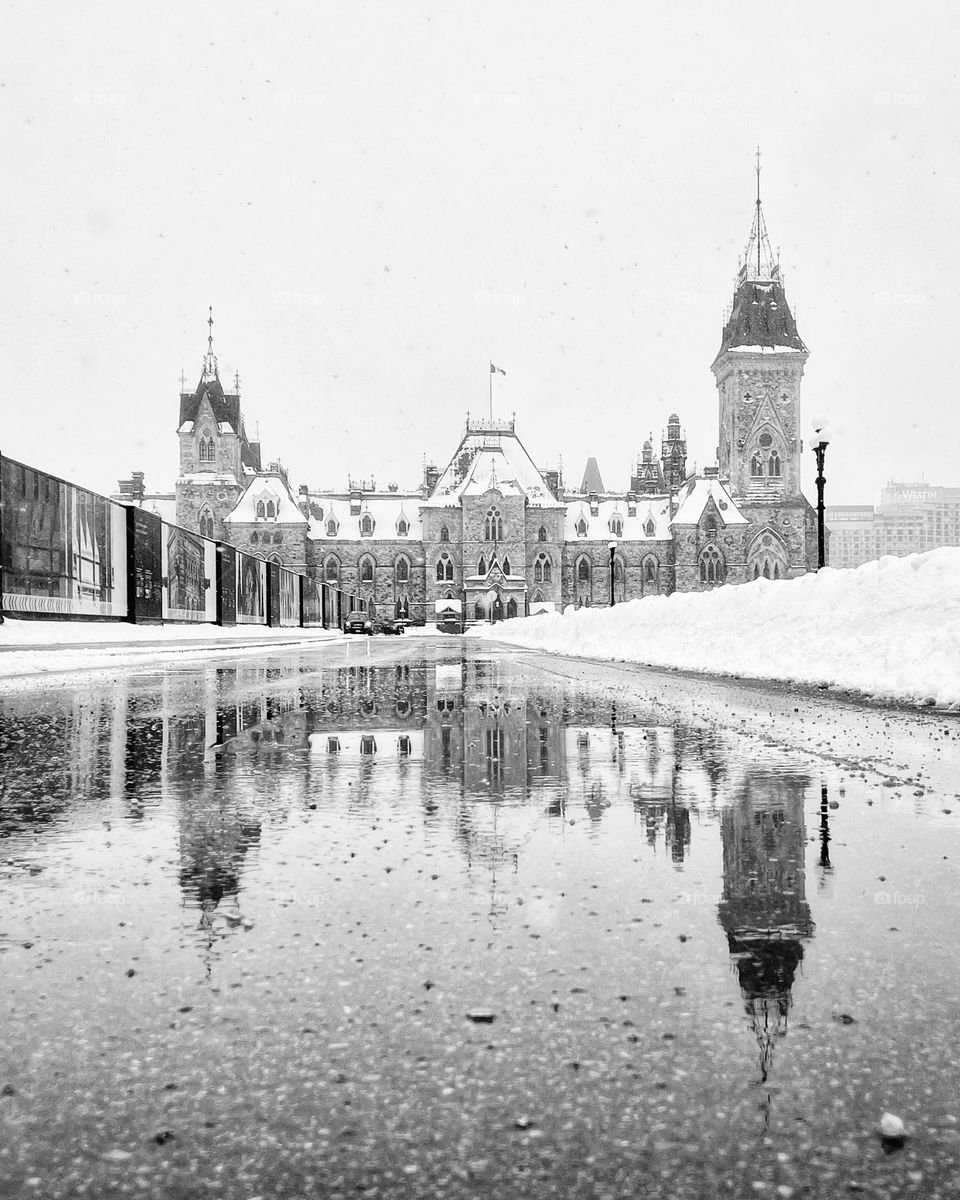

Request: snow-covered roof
left=726, top=345, right=804, bottom=355
left=564, top=496, right=671, bottom=541
left=424, top=425, right=562, bottom=509
left=225, top=473, right=307, bottom=525
left=178, top=473, right=239, bottom=485
left=671, top=474, right=748, bottom=526
left=306, top=493, right=424, bottom=542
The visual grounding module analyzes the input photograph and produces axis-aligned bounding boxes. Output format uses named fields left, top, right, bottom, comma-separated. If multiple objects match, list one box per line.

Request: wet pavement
left=1, top=636, right=959, bottom=1199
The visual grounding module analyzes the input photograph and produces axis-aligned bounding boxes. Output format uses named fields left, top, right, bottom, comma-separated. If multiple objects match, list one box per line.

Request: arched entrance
left=491, top=593, right=504, bottom=623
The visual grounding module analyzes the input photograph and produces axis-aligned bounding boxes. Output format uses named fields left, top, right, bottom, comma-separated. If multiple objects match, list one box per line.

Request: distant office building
left=826, top=482, right=960, bottom=568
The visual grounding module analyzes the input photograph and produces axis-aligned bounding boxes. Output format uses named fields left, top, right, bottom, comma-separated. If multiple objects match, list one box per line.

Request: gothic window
left=534, top=553, right=552, bottom=584
left=397, top=517, right=408, bottom=537
left=644, top=518, right=655, bottom=537
left=577, top=557, right=591, bottom=584
left=273, top=531, right=282, bottom=544
left=475, top=599, right=486, bottom=620
left=266, top=500, right=276, bottom=519
left=502, top=556, right=510, bottom=575
left=538, top=525, right=547, bottom=542
left=613, top=558, right=624, bottom=582
left=359, top=557, right=375, bottom=584
left=698, top=545, right=726, bottom=586
left=751, top=454, right=764, bottom=477
left=436, top=553, right=454, bottom=582
left=324, top=556, right=340, bottom=583
left=576, top=517, right=588, bottom=537
left=360, top=513, right=374, bottom=536
left=506, top=598, right=517, bottom=619
left=478, top=555, right=487, bottom=576
left=269, top=554, right=282, bottom=566
left=395, top=556, right=410, bottom=584
left=609, top=515, right=623, bottom=536
left=199, top=510, right=214, bottom=539
left=326, top=517, right=338, bottom=537
left=643, top=558, right=657, bottom=585
left=768, top=450, right=782, bottom=477
left=704, top=515, right=717, bottom=538
left=759, top=432, right=773, bottom=448
left=439, top=524, right=449, bottom=542
left=256, top=500, right=266, bottom=519
left=198, top=432, right=215, bottom=462
left=251, top=531, right=259, bottom=545
left=484, top=507, right=502, bottom=540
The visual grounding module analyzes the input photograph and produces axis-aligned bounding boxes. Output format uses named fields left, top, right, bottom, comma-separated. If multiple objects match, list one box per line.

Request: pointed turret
left=202, top=305, right=219, bottom=382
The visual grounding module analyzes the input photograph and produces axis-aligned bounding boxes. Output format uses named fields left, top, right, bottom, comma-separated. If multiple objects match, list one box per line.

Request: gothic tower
left=711, top=161, right=818, bottom=578
left=661, top=413, right=687, bottom=492
left=175, top=309, right=261, bottom=540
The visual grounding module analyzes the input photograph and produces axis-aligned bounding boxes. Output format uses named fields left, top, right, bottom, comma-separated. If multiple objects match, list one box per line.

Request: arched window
left=478, top=555, right=487, bottom=576
left=751, top=454, right=763, bottom=477
left=644, top=518, right=656, bottom=538
left=609, top=515, right=623, bottom=537
left=436, top=554, right=453, bottom=581
left=704, top=515, right=717, bottom=538
left=506, top=598, right=517, bottom=619
left=250, top=531, right=259, bottom=545
left=395, top=556, right=409, bottom=584
left=326, top=517, right=338, bottom=537
left=439, top=524, right=449, bottom=542
left=198, top=435, right=215, bottom=463
left=269, top=554, right=282, bottom=566
left=576, top=517, right=588, bottom=537
left=768, top=450, right=782, bottom=477
left=534, top=553, right=552, bottom=584
left=644, top=558, right=657, bottom=584
left=256, top=500, right=265, bottom=519
left=324, top=556, right=340, bottom=583
left=577, top=558, right=591, bottom=584
left=475, top=599, right=485, bottom=620
left=698, top=545, right=726, bottom=586
left=538, top=525, right=547, bottom=542
left=502, top=556, right=510, bottom=575
left=199, top=510, right=214, bottom=539
left=360, top=513, right=374, bottom=535
left=266, top=500, right=276, bottom=519
left=273, top=531, right=282, bottom=544
left=484, top=507, right=502, bottom=541
left=397, top=517, right=408, bottom=537
left=359, top=557, right=375, bottom=584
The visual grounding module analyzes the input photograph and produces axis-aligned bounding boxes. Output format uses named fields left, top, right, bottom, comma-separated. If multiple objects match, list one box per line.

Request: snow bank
left=471, top=548, right=960, bottom=710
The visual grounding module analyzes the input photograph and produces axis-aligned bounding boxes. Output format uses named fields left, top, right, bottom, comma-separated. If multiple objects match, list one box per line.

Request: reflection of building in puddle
left=716, top=769, right=815, bottom=1084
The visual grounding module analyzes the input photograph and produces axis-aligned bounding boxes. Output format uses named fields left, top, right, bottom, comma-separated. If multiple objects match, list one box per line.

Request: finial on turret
left=202, top=305, right=219, bottom=382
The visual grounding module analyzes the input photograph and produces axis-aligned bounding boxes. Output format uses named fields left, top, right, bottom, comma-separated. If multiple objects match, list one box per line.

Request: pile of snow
left=472, top=548, right=960, bottom=710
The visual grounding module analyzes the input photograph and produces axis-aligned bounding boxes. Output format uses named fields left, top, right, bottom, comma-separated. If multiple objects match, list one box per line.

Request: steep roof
left=715, top=274, right=807, bottom=359
left=306, top=492, right=424, bottom=542
left=671, top=473, right=749, bottom=526
left=580, top=457, right=605, bottom=494
left=225, top=472, right=308, bottom=526
left=423, top=420, right=563, bottom=508
left=564, top=496, right=672, bottom=542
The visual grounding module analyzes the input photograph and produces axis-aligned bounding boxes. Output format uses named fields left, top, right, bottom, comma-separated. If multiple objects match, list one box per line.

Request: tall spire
left=202, top=305, right=219, bottom=382
left=740, top=147, right=779, bottom=283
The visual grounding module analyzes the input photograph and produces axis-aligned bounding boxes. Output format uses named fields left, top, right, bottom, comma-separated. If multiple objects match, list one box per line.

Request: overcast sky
left=1, top=1, right=955, bottom=506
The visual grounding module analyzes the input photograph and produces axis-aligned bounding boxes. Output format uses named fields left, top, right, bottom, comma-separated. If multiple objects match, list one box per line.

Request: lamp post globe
left=608, top=541, right=617, bottom=607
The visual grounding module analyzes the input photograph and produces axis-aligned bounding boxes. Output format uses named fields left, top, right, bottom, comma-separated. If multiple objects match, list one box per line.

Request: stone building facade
left=170, top=193, right=818, bottom=623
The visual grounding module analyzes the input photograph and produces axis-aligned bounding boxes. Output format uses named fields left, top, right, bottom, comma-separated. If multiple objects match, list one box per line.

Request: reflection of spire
left=717, top=770, right=815, bottom=1085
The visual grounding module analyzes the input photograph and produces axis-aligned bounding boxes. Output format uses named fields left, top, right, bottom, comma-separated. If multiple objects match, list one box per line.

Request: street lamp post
left=811, top=427, right=829, bottom=570
left=608, top=541, right=617, bottom=607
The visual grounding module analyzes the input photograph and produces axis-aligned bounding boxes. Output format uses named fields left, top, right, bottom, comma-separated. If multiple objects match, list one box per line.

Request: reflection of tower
left=717, top=770, right=815, bottom=1083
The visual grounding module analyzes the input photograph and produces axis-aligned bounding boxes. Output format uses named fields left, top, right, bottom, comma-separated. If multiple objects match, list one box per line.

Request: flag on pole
left=490, top=363, right=506, bottom=376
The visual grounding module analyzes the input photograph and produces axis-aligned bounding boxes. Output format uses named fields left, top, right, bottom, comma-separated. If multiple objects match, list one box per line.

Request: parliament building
left=170, top=193, right=818, bottom=625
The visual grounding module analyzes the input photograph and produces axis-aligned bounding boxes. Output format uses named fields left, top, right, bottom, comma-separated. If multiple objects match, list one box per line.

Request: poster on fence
left=0, top=458, right=127, bottom=617
left=279, top=569, right=300, bottom=626
left=236, top=552, right=266, bottom=624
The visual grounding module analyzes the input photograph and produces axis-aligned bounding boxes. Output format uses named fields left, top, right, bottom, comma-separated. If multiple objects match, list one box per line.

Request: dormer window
left=360, top=513, right=374, bottom=536
left=397, top=516, right=409, bottom=537
left=326, top=517, right=338, bottom=537
left=256, top=500, right=265, bottom=519
left=266, top=500, right=276, bottom=520
left=576, top=517, right=588, bottom=537
left=609, top=515, right=623, bottom=537
left=644, top=518, right=656, bottom=538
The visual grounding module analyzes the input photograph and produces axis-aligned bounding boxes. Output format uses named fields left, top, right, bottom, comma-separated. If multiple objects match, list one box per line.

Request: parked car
left=375, top=616, right=404, bottom=635
left=344, top=610, right=374, bottom=634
